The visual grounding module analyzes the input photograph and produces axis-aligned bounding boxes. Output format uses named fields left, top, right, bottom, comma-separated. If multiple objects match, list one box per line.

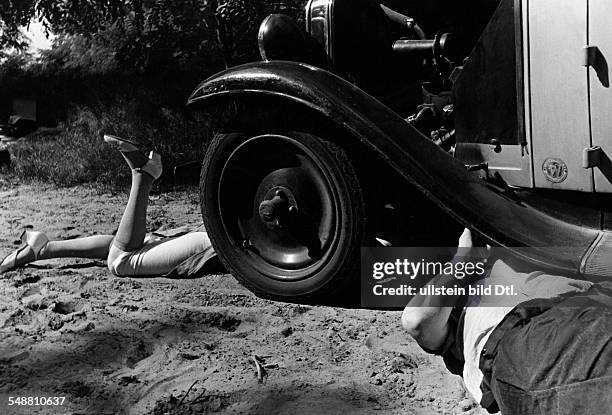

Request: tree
left=1, top=0, right=306, bottom=70
left=0, top=0, right=35, bottom=50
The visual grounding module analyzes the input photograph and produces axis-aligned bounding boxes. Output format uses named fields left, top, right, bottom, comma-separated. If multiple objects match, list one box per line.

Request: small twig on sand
left=178, top=380, right=198, bottom=407
left=190, top=388, right=208, bottom=405
left=252, top=355, right=268, bottom=384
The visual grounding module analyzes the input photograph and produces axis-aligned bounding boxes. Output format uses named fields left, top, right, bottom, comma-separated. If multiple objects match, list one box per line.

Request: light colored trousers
left=107, top=232, right=211, bottom=277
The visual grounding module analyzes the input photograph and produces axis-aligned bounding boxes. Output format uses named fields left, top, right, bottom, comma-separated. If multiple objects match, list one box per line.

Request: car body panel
left=188, top=61, right=606, bottom=277
left=527, top=0, right=592, bottom=192
left=589, top=0, right=612, bottom=193
left=455, top=0, right=609, bottom=193
left=454, top=0, right=532, bottom=188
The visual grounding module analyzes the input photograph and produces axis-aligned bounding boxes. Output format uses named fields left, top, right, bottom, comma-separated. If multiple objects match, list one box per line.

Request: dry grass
left=4, top=101, right=212, bottom=189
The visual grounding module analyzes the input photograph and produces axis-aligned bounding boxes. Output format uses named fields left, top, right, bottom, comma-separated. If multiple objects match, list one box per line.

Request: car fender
left=188, top=61, right=608, bottom=278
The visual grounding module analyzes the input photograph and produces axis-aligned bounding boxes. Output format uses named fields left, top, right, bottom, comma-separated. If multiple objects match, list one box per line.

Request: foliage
left=0, top=0, right=306, bottom=188
left=0, top=51, right=34, bottom=79
left=1, top=0, right=307, bottom=70
left=7, top=101, right=212, bottom=188
left=0, top=0, right=307, bottom=125
left=0, top=0, right=34, bottom=50
left=38, top=34, right=119, bottom=75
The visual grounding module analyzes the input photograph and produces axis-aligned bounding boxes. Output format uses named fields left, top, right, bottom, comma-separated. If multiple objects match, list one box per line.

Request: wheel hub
left=258, top=187, right=298, bottom=227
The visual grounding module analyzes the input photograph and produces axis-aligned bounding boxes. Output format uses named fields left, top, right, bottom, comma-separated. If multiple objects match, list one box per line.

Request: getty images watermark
left=361, top=247, right=520, bottom=308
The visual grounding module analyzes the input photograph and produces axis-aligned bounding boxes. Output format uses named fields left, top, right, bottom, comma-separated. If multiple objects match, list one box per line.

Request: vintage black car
left=188, top=0, right=612, bottom=302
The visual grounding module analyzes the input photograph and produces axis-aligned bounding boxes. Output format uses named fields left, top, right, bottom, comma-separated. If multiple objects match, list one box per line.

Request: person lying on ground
left=402, top=228, right=612, bottom=414
left=0, top=135, right=219, bottom=278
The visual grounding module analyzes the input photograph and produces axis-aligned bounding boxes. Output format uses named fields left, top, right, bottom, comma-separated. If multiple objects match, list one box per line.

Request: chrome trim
left=258, top=14, right=273, bottom=61
left=306, top=0, right=333, bottom=63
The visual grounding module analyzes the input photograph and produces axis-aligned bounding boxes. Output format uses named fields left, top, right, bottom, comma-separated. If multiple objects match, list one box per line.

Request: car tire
left=200, top=130, right=367, bottom=303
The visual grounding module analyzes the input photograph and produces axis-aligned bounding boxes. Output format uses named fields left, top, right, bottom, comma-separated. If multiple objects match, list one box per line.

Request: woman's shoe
left=103, top=134, right=141, bottom=152
left=103, top=134, right=149, bottom=170
left=0, top=230, right=49, bottom=274
left=137, top=151, right=163, bottom=180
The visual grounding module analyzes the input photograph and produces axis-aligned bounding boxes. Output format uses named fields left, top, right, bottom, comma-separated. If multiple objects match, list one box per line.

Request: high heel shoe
left=104, top=134, right=149, bottom=171
left=136, top=151, right=163, bottom=180
left=103, top=134, right=141, bottom=152
left=0, top=230, right=49, bottom=274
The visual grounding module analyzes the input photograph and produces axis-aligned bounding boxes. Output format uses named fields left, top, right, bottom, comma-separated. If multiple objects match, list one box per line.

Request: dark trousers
left=479, top=283, right=612, bottom=415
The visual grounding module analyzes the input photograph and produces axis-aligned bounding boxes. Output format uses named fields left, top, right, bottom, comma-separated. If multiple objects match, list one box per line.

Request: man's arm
left=402, top=228, right=481, bottom=351
left=402, top=291, right=454, bottom=351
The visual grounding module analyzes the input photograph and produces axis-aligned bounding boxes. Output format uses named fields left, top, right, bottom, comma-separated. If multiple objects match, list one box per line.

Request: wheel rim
left=218, top=134, right=340, bottom=281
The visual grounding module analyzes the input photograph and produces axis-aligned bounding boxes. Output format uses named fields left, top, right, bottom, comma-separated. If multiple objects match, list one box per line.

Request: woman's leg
left=39, top=235, right=115, bottom=260
left=107, top=150, right=163, bottom=275
left=111, top=170, right=155, bottom=252
left=108, top=232, right=212, bottom=277
left=1, top=233, right=114, bottom=274
left=2, top=138, right=161, bottom=275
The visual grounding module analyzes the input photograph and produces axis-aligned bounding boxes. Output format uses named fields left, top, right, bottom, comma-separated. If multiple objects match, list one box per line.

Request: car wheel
left=200, top=131, right=366, bottom=303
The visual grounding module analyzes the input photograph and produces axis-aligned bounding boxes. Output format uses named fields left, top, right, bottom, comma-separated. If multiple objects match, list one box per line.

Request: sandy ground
left=0, top=184, right=486, bottom=415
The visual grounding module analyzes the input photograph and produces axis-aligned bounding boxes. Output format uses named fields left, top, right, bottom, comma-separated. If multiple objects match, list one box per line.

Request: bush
left=0, top=1, right=308, bottom=189
left=6, top=101, right=212, bottom=189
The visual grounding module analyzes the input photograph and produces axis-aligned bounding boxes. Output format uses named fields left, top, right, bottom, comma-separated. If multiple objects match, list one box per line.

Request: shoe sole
left=103, top=134, right=141, bottom=152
